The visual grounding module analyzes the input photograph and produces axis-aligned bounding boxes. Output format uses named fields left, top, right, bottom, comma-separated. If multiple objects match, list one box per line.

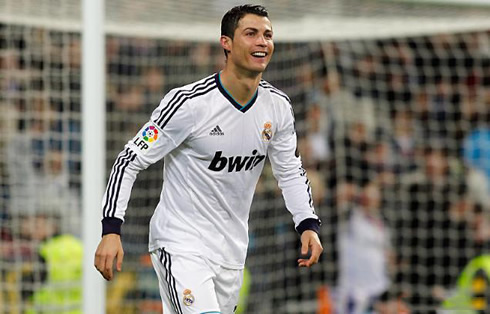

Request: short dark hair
left=221, top=4, right=269, bottom=39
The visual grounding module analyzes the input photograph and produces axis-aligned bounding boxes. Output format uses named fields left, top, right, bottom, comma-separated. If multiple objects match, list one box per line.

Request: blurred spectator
left=471, top=203, right=490, bottom=252
left=190, top=42, right=214, bottom=77
left=7, top=112, right=80, bottom=235
left=322, top=71, right=375, bottom=132
left=142, top=66, right=166, bottom=108
left=364, top=141, right=397, bottom=186
left=412, top=89, right=431, bottom=136
left=304, top=102, right=331, bottom=169
left=374, top=291, right=411, bottom=314
left=107, top=84, right=146, bottom=152
left=335, top=181, right=358, bottom=215
left=465, top=165, right=490, bottom=207
left=440, top=253, right=490, bottom=313
left=330, top=120, right=373, bottom=185
left=397, top=146, right=467, bottom=309
left=336, top=181, right=393, bottom=314
left=18, top=212, right=82, bottom=314
left=381, top=39, right=414, bottom=105
left=428, top=197, right=479, bottom=305
left=390, top=109, right=418, bottom=172
left=463, top=127, right=490, bottom=187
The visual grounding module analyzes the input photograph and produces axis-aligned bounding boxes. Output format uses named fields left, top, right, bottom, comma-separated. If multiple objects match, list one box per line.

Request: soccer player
left=94, top=4, right=323, bottom=313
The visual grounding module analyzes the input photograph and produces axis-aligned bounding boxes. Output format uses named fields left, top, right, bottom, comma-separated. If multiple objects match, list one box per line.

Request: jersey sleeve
left=268, top=101, right=321, bottom=234
left=101, top=88, right=194, bottom=235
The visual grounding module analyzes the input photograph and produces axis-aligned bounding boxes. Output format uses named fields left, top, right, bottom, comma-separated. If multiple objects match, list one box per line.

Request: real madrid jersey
left=101, top=73, right=320, bottom=269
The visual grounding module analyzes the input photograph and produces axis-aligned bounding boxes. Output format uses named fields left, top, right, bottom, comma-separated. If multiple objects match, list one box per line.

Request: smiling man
left=94, top=4, right=323, bottom=314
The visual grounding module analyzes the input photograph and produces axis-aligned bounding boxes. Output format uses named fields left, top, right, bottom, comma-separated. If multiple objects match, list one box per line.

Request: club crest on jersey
left=183, top=289, right=195, bottom=306
left=262, top=121, right=273, bottom=141
left=132, top=123, right=160, bottom=154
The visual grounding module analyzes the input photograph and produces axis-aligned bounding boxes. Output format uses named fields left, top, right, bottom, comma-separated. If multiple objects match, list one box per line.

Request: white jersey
left=101, top=73, right=319, bottom=269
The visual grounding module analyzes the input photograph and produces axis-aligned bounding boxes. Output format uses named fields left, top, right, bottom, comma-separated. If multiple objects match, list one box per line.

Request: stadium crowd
left=0, top=22, right=489, bottom=313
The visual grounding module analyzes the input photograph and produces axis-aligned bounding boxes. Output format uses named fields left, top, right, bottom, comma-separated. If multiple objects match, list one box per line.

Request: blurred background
left=0, top=0, right=489, bottom=313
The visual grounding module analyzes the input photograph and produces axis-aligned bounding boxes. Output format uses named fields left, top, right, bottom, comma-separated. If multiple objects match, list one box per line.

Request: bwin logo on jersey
left=208, top=150, right=265, bottom=172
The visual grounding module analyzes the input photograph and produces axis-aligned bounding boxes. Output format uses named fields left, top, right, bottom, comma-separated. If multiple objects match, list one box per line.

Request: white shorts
left=150, top=248, right=244, bottom=314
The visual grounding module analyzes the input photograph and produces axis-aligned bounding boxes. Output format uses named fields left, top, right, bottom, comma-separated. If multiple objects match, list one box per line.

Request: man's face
left=224, top=14, right=274, bottom=74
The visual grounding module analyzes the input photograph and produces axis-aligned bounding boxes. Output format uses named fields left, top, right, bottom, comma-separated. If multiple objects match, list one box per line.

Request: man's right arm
left=94, top=141, right=154, bottom=281
left=94, top=88, right=195, bottom=280
left=100, top=88, right=195, bottom=234
left=95, top=143, right=150, bottom=280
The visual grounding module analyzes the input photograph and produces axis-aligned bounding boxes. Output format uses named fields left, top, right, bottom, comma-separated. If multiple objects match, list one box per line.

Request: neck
left=219, top=66, right=262, bottom=106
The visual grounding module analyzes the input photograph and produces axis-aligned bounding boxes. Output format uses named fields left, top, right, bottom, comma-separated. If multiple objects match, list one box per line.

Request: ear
left=220, top=35, right=232, bottom=54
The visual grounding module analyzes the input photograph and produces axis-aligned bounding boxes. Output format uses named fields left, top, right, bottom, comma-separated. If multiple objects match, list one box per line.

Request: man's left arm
left=268, top=103, right=323, bottom=267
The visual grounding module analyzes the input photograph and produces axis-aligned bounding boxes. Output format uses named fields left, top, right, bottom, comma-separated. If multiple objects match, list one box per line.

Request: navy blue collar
left=215, top=72, right=258, bottom=113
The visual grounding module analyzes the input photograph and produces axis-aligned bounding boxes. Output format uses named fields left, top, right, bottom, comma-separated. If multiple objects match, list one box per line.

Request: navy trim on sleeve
left=102, top=217, right=123, bottom=236
left=296, top=218, right=321, bottom=235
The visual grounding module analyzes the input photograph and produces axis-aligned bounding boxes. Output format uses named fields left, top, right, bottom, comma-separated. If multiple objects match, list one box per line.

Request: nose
left=256, top=35, right=267, bottom=46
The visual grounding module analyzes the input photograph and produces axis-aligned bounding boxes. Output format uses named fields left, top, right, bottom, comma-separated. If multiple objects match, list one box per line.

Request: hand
left=94, top=234, right=124, bottom=281
left=298, top=230, right=323, bottom=267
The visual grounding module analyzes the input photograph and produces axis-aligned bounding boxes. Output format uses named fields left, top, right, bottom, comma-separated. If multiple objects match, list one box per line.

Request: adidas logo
left=209, top=125, right=224, bottom=136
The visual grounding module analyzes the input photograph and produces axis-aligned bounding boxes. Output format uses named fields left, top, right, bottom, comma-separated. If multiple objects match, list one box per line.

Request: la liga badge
left=132, top=123, right=160, bottom=154
left=142, top=125, right=159, bottom=142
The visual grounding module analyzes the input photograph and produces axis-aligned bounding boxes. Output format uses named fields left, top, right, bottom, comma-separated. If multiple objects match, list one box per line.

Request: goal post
left=81, top=0, right=105, bottom=313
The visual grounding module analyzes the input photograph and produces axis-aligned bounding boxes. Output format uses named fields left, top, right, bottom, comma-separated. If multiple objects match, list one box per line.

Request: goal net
left=1, top=0, right=489, bottom=313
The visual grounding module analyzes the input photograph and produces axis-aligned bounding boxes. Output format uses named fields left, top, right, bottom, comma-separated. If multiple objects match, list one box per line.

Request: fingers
left=94, top=250, right=114, bottom=280
left=308, top=241, right=323, bottom=265
left=94, top=235, right=124, bottom=281
left=297, top=258, right=310, bottom=267
left=104, top=254, right=115, bottom=280
left=116, top=248, right=124, bottom=272
left=94, top=252, right=102, bottom=274
left=297, top=246, right=321, bottom=267
left=301, top=238, right=309, bottom=255
left=297, top=231, right=323, bottom=268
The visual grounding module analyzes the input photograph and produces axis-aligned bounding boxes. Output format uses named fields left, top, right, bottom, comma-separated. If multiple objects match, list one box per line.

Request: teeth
left=252, top=52, right=266, bottom=57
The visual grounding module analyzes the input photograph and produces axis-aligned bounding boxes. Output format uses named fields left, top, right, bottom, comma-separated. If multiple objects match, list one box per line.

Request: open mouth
left=251, top=52, right=267, bottom=58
